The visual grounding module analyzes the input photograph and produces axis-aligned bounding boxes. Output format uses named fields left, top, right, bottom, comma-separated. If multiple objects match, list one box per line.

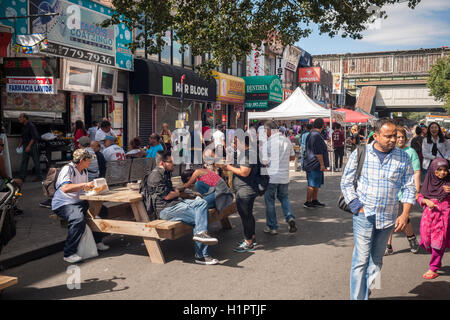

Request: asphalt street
left=1, top=171, right=449, bottom=300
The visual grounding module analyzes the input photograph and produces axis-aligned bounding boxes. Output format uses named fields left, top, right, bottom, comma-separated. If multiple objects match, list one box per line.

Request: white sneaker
left=96, top=242, right=110, bottom=251
left=263, top=226, right=278, bottom=235
left=63, top=254, right=82, bottom=263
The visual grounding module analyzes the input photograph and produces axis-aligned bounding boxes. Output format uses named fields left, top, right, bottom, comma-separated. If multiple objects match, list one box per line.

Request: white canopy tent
left=247, top=87, right=345, bottom=122
left=247, top=87, right=345, bottom=172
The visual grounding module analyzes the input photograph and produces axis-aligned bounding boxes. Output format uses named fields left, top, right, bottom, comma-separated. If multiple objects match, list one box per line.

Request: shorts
left=306, top=170, right=324, bottom=188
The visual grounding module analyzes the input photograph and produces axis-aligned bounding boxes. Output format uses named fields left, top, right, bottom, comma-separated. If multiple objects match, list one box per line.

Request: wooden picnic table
left=79, top=180, right=237, bottom=264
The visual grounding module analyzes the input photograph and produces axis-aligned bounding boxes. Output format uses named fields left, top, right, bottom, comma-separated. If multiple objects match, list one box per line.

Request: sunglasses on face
left=0, top=144, right=4, bottom=147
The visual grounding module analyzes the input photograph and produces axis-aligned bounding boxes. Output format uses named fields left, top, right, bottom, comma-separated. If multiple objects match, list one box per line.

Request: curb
left=0, top=241, right=65, bottom=271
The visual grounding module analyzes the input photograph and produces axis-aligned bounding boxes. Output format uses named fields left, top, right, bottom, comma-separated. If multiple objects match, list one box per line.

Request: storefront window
left=183, top=45, right=192, bottom=68
left=160, top=31, right=171, bottom=64
left=173, top=42, right=182, bottom=67
left=232, top=61, right=238, bottom=76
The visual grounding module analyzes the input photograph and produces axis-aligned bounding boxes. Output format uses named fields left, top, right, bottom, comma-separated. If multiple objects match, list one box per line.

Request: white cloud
left=361, top=0, right=450, bottom=46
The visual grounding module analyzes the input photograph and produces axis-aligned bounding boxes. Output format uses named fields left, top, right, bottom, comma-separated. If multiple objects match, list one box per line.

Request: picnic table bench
left=0, top=275, right=18, bottom=296
left=49, top=158, right=238, bottom=264
left=79, top=186, right=237, bottom=264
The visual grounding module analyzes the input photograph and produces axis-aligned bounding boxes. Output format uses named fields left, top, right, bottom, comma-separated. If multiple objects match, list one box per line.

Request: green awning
left=243, top=75, right=283, bottom=109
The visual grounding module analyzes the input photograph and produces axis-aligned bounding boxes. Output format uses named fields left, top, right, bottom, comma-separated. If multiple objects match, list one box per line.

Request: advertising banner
left=30, top=0, right=133, bottom=71
left=212, top=71, right=245, bottom=104
left=249, top=44, right=265, bottom=77
left=283, top=46, right=302, bottom=72
left=298, top=67, right=321, bottom=83
left=333, top=73, right=342, bottom=94
left=6, top=77, right=56, bottom=94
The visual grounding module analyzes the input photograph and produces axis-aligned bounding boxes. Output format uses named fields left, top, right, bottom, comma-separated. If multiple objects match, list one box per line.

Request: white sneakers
left=63, top=254, right=82, bottom=263
left=96, top=242, right=110, bottom=251
left=63, top=243, right=109, bottom=263
left=263, top=226, right=278, bottom=235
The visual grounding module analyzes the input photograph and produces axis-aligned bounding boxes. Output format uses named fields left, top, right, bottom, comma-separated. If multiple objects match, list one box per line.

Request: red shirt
left=332, top=129, right=345, bottom=148
left=73, top=129, right=88, bottom=149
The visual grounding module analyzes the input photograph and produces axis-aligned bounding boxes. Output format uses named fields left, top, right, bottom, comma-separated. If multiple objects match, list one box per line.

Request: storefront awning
left=130, top=59, right=216, bottom=102
left=243, top=75, right=283, bottom=109
left=211, top=71, right=245, bottom=104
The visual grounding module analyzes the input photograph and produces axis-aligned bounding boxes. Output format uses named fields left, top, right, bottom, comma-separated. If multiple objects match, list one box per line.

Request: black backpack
left=139, top=169, right=158, bottom=221
left=254, top=161, right=270, bottom=196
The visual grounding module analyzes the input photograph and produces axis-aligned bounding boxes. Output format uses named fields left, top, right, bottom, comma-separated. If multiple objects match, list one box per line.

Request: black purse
left=338, top=145, right=366, bottom=213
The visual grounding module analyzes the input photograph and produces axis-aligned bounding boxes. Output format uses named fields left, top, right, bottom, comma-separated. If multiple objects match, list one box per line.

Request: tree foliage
left=102, top=0, right=421, bottom=76
left=427, top=56, right=450, bottom=114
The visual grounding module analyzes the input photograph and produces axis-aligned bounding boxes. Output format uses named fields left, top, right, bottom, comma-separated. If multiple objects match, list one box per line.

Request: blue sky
left=295, top=0, right=450, bottom=55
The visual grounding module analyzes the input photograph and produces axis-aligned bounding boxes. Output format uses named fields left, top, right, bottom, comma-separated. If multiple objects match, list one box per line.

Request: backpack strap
left=353, top=145, right=367, bottom=187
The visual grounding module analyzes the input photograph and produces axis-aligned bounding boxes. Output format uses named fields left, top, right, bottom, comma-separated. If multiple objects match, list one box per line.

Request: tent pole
left=330, top=113, right=334, bottom=173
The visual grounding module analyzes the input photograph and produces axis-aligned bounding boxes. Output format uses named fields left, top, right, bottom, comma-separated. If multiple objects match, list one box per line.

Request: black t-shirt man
left=303, top=130, right=329, bottom=172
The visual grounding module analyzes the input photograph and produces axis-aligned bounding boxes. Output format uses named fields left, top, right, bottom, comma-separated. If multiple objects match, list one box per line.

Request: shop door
left=85, top=95, right=107, bottom=127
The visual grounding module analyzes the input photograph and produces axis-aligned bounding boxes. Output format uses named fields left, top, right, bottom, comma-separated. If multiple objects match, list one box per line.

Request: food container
left=127, top=182, right=140, bottom=191
left=86, top=178, right=109, bottom=196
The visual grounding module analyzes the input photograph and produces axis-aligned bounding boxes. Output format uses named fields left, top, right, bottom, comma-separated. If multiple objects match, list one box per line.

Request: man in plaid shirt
left=341, top=118, right=416, bottom=300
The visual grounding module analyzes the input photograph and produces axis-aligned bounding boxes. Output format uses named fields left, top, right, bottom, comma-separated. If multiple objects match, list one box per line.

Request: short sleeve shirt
left=146, top=144, right=164, bottom=159
left=266, top=133, right=295, bottom=184
left=303, top=130, right=329, bottom=171
left=102, top=145, right=126, bottom=161
left=51, top=163, right=88, bottom=210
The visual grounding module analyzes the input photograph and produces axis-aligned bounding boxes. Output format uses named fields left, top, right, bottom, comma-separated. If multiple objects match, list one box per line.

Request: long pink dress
left=417, top=194, right=450, bottom=252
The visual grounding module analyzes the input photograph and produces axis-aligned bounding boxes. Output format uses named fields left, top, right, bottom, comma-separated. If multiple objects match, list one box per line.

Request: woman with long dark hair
left=73, top=120, right=88, bottom=149
left=422, top=122, right=450, bottom=174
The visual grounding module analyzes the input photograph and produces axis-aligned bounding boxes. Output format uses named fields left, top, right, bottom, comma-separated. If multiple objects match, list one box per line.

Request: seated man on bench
left=52, top=149, right=110, bottom=264
left=147, top=150, right=219, bottom=265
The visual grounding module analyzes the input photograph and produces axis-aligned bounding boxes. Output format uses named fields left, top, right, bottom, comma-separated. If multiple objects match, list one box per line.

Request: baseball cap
left=78, top=136, right=91, bottom=147
left=72, top=149, right=93, bottom=163
left=103, top=135, right=115, bottom=141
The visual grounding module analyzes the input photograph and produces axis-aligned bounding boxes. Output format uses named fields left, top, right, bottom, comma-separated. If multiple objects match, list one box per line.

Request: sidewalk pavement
left=0, top=180, right=67, bottom=270
left=0, top=164, right=345, bottom=271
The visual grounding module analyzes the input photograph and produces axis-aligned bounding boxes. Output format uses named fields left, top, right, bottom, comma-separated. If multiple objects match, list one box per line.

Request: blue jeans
left=159, top=198, right=211, bottom=258
left=194, top=181, right=216, bottom=209
left=54, top=201, right=105, bottom=257
left=350, top=212, right=394, bottom=300
left=264, top=183, right=295, bottom=230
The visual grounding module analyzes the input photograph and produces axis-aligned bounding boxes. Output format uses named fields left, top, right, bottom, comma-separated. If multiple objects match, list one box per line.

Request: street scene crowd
left=1, top=113, right=449, bottom=300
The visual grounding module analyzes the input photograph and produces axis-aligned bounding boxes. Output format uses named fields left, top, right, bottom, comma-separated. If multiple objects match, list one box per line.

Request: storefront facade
left=129, top=59, right=216, bottom=144
left=243, top=75, right=283, bottom=123
left=211, top=71, right=245, bottom=129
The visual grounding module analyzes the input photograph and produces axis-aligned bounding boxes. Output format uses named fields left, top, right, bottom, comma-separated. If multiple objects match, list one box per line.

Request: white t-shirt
left=266, top=132, right=295, bottom=184
left=102, top=144, right=126, bottom=162
left=51, top=163, right=88, bottom=211
left=212, top=130, right=225, bottom=147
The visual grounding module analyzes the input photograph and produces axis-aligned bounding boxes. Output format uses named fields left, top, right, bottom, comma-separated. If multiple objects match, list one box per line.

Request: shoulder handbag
left=437, top=148, right=450, bottom=167
left=337, top=145, right=366, bottom=213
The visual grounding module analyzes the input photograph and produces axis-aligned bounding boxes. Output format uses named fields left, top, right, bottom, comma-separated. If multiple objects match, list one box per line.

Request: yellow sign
left=176, top=120, right=184, bottom=129
left=211, top=71, right=245, bottom=104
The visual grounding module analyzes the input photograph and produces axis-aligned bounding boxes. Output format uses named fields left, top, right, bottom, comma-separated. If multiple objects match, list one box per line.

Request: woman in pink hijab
left=417, top=158, right=450, bottom=279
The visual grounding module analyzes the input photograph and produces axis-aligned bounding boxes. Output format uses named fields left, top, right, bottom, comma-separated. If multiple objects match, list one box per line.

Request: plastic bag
left=76, top=224, right=98, bottom=260
left=16, top=146, right=23, bottom=154
left=41, top=132, right=57, bottom=141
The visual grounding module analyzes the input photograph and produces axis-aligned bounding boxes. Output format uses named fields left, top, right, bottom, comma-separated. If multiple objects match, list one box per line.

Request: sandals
left=423, top=270, right=439, bottom=280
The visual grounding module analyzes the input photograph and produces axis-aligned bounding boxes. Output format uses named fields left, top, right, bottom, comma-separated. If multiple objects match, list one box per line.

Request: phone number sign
left=45, top=42, right=115, bottom=66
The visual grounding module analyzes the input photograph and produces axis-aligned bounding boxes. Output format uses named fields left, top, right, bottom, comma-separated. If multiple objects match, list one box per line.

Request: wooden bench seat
left=0, top=275, right=18, bottom=295
left=86, top=201, right=237, bottom=241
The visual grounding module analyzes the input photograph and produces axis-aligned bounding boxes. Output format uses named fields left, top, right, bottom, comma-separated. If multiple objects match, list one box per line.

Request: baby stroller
left=0, top=180, right=20, bottom=255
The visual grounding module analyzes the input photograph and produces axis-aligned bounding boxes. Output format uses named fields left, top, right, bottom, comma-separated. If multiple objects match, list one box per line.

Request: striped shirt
left=340, top=142, right=416, bottom=229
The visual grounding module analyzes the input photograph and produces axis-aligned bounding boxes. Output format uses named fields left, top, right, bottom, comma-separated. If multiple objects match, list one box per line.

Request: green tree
left=427, top=56, right=450, bottom=114
left=102, top=0, right=421, bottom=76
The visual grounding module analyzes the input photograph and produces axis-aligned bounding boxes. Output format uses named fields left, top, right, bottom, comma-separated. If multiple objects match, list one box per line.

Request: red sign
left=283, top=89, right=293, bottom=101
left=298, top=67, right=321, bottom=83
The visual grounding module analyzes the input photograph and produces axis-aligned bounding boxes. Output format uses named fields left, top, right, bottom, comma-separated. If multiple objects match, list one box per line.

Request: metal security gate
left=138, top=95, right=153, bottom=146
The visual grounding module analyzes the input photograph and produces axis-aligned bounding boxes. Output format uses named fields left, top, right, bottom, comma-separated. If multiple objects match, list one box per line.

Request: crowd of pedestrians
left=5, top=112, right=449, bottom=298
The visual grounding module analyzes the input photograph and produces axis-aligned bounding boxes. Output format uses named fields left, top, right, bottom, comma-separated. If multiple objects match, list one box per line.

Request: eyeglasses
left=0, top=144, right=4, bottom=147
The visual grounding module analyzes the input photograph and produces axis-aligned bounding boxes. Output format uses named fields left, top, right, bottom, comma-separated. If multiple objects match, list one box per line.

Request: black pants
left=235, top=187, right=257, bottom=241
left=334, top=146, right=344, bottom=169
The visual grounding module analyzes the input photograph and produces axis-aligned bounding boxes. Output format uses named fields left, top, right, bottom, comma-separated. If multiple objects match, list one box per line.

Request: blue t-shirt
left=372, top=145, right=391, bottom=164
left=146, top=144, right=164, bottom=158
left=303, top=130, right=329, bottom=171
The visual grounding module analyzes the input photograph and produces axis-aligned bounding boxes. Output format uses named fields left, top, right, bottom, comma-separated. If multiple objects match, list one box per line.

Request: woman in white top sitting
left=422, top=121, right=450, bottom=173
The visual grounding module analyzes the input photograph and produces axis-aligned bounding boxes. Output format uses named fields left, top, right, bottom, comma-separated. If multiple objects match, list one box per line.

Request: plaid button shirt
left=340, top=142, right=416, bottom=229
